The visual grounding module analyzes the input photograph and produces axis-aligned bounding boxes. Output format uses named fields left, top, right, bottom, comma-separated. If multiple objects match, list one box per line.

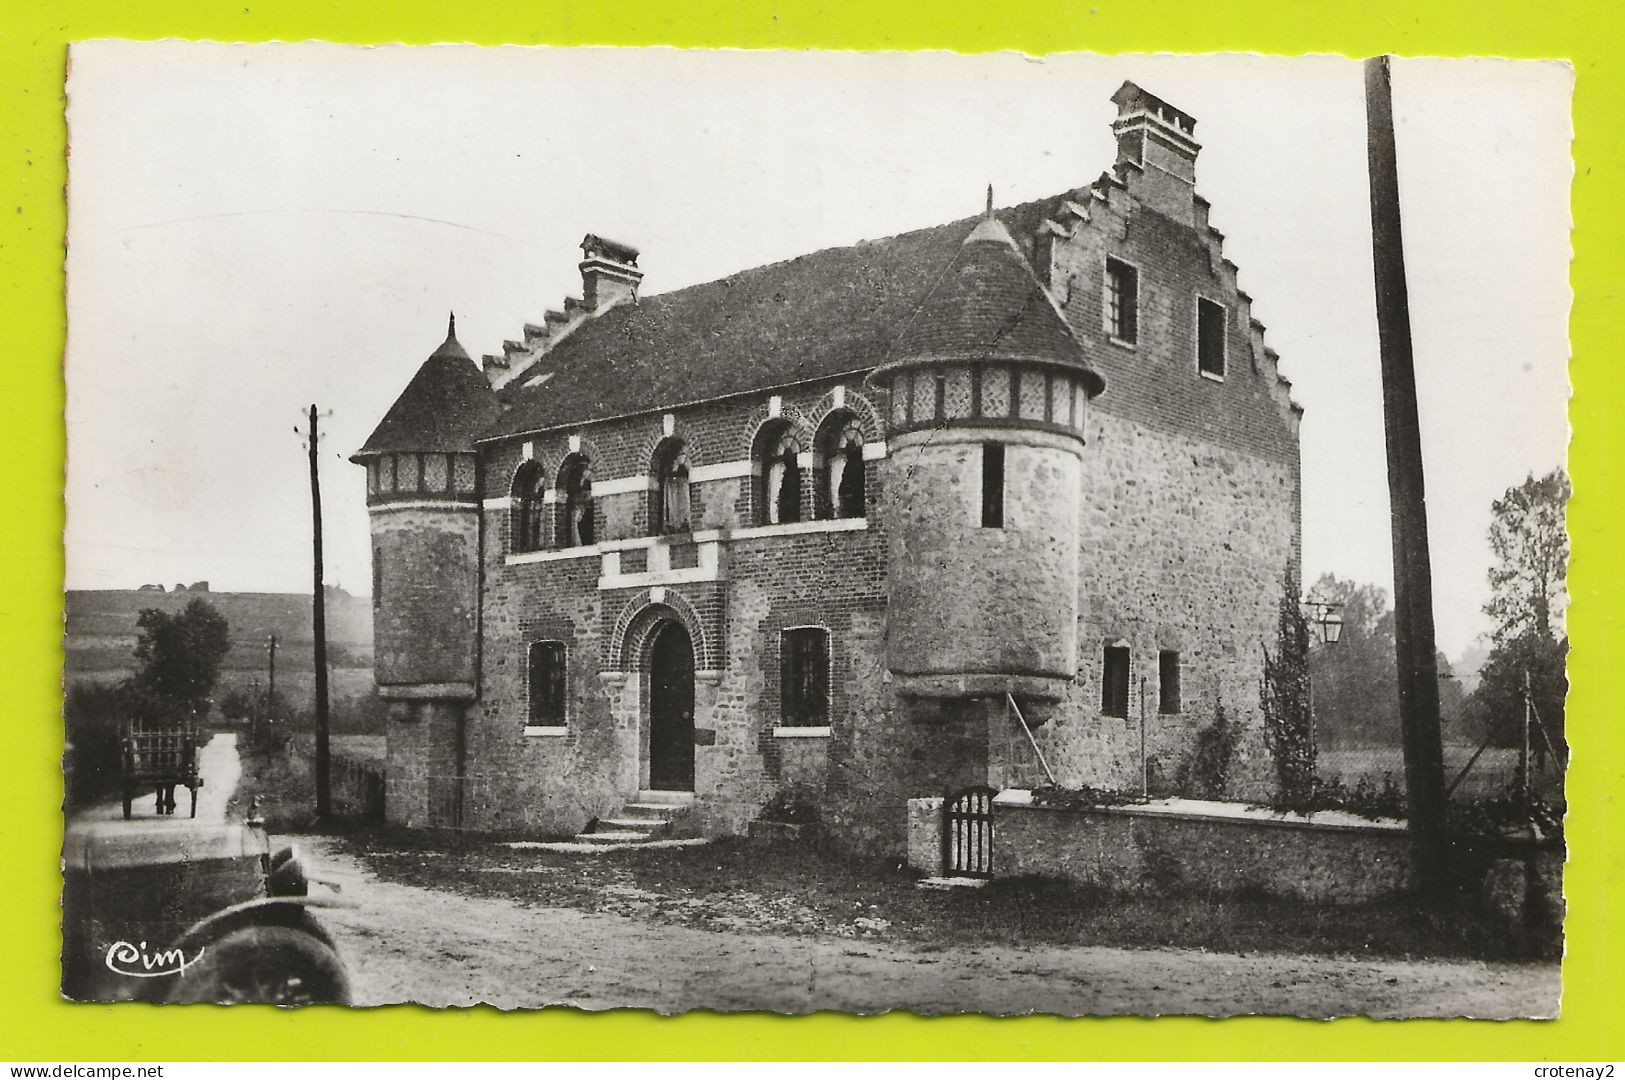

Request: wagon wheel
left=167, top=925, right=350, bottom=1006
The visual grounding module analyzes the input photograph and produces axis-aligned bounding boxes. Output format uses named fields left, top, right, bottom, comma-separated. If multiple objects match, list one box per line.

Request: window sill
left=507, top=545, right=600, bottom=566
left=522, top=725, right=569, bottom=738
left=772, top=726, right=832, bottom=738
left=730, top=517, right=867, bottom=542
left=1108, top=336, right=1137, bottom=350
left=1198, top=369, right=1225, bottom=383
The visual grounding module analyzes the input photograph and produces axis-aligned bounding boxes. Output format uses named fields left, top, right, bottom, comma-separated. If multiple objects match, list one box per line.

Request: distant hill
left=64, top=587, right=373, bottom=699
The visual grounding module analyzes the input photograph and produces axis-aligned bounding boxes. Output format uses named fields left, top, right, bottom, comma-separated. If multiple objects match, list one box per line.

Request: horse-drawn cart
left=120, top=717, right=203, bottom=819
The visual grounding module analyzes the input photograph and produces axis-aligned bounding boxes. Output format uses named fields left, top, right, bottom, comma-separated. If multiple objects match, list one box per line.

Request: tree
left=132, top=598, right=232, bottom=715
left=1462, top=468, right=1570, bottom=769
left=1463, top=632, right=1566, bottom=757
left=1261, top=574, right=1315, bottom=802
left=1305, top=574, right=1399, bottom=749
left=1307, top=574, right=1469, bottom=749
left=1484, top=468, right=1569, bottom=644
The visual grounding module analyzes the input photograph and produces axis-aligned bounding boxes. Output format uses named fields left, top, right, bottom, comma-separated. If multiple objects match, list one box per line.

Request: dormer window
left=652, top=439, right=691, bottom=535
left=1105, top=257, right=1139, bottom=345
left=1197, top=297, right=1226, bottom=379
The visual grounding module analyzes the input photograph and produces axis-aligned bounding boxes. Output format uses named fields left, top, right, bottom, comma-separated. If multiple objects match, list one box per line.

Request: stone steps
left=573, top=789, right=694, bottom=846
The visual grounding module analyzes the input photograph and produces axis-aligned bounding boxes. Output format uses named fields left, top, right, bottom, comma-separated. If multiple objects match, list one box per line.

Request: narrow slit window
left=1198, top=297, right=1226, bottom=378
left=981, top=443, right=1005, bottom=529
left=1158, top=650, right=1181, bottom=714
left=527, top=641, right=567, bottom=727
left=1102, top=645, right=1130, bottom=719
left=1106, top=257, right=1138, bottom=344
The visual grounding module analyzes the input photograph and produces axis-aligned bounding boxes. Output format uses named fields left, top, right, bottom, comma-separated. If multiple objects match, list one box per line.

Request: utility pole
left=266, top=633, right=278, bottom=718
left=1364, top=57, right=1447, bottom=869
left=304, top=404, right=332, bottom=821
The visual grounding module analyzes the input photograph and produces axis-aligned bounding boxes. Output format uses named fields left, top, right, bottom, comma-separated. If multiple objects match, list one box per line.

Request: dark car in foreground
left=62, top=816, right=351, bottom=1005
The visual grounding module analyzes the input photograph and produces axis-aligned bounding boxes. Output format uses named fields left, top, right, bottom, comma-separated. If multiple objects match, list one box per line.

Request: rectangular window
left=781, top=628, right=830, bottom=727
left=1105, top=257, right=1139, bottom=344
left=372, top=547, right=382, bottom=601
left=527, top=641, right=567, bottom=727
left=1198, top=297, right=1226, bottom=378
left=1102, top=645, right=1130, bottom=719
left=453, top=454, right=478, bottom=495
left=423, top=453, right=449, bottom=493
left=1158, top=650, right=1181, bottom=714
left=981, top=443, right=1005, bottom=529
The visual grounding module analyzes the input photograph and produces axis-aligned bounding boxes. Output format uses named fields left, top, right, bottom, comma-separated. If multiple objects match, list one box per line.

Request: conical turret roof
left=879, top=212, right=1104, bottom=397
left=357, top=314, right=502, bottom=456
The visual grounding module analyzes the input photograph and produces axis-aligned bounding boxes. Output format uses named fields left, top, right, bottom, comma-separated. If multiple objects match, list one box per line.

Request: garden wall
left=908, top=790, right=1418, bottom=904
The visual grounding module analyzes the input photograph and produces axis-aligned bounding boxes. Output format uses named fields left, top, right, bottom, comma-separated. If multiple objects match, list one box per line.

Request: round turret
left=870, top=212, right=1104, bottom=700
left=352, top=314, right=500, bottom=701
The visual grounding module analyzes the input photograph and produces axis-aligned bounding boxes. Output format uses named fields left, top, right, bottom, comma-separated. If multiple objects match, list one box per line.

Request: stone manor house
left=354, top=82, right=1303, bottom=852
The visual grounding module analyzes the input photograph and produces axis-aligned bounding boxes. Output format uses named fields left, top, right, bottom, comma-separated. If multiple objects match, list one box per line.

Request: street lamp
left=1304, top=598, right=1345, bottom=646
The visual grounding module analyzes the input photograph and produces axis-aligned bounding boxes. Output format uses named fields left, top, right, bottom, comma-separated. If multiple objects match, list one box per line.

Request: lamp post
left=1301, top=597, right=1345, bottom=762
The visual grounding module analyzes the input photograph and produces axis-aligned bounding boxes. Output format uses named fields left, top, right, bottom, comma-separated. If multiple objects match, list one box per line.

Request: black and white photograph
left=61, top=44, right=1571, bottom=1017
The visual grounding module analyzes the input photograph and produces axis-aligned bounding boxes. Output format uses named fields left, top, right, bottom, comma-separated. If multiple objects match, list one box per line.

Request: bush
left=758, top=784, right=821, bottom=825
left=1028, top=784, right=1145, bottom=810
left=1178, top=700, right=1238, bottom=800
left=1264, top=774, right=1407, bottom=820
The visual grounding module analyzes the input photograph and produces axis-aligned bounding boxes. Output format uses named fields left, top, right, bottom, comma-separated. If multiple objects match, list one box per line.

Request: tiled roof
left=479, top=196, right=1070, bottom=440
left=878, top=214, right=1103, bottom=396
left=357, top=315, right=503, bottom=456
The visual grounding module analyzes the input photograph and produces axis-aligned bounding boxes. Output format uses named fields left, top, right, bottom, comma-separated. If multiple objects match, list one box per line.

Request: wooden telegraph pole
left=306, top=404, right=332, bottom=821
left=1364, top=57, right=1448, bottom=868
left=266, top=634, right=278, bottom=713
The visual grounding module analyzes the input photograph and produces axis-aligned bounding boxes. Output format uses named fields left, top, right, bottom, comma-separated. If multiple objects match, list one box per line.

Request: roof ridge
left=629, top=192, right=1074, bottom=305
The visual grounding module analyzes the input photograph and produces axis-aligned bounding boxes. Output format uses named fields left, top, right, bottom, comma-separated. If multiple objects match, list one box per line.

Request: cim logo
left=104, top=940, right=206, bottom=978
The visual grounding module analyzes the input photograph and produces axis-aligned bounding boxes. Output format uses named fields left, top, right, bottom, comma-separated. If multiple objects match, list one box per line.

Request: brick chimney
left=1110, top=81, right=1200, bottom=185
left=579, top=234, right=643, bottom=311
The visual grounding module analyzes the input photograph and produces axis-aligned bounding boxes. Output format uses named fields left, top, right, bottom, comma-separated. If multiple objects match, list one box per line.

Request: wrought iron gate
left=942, top=785, right=997, bottom=878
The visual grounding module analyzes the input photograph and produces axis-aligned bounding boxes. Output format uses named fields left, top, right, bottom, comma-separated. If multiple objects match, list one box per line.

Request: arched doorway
left=647, top=620, right=696, bottom=791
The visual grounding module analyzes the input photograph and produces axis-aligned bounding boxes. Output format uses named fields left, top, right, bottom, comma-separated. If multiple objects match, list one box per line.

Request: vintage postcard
left=61, top=43, right=1571, bottom=1017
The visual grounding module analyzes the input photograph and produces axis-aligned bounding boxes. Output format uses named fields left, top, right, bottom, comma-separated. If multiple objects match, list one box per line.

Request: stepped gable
left=358, top=314, right=503, bottom=456
left=479, top=197, right=1063, bottom=440
left=877, top=212, right=1104, bottom=396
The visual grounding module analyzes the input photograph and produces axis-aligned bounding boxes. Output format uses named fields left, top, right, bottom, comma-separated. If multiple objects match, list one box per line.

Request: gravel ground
left=297, top=836, right=1561, bottom=1018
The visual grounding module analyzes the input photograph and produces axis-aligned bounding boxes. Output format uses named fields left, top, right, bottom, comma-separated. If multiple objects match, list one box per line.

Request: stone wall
left=1002, top=407, right=1301, bottom=802
left=883, top=427, right=1083, bottom=688
left=450, top=375, right=898, bottom=840
left=370, top=505, right=480, bottom=690
left=968, top=793, right=1415, bottom=904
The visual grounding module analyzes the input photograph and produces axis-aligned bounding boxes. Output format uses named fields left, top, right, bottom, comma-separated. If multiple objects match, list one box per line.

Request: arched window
left=558, top=454, right=595, bottom=547
left=652, top=440, right=691, bottom=535
left=818, top=412, right=866, bottom=519
left=511, top=461, right=548, bottom=553
left=753, top=421, right=803, bottom=526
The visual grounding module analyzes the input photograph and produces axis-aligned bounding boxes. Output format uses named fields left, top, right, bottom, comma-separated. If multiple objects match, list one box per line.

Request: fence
left=424, top=775, right=509, bottom=830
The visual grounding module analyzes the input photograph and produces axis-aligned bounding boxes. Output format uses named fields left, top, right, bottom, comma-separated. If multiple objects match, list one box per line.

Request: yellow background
left=5, top=0, right=1619, bottom=1061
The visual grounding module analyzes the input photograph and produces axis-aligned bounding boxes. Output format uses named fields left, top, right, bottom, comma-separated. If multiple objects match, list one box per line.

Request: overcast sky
left=63, top=45, right=1572, bottom=659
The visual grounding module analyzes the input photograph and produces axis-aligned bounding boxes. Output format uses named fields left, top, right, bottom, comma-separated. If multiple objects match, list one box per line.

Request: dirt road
left=81, top=732, right=241, bottom=823
left=299, top=837, right=1560, bottom=1018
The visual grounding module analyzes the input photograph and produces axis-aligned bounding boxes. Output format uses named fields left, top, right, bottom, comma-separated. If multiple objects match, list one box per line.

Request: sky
left=63, top=45, right=1572, bottom=659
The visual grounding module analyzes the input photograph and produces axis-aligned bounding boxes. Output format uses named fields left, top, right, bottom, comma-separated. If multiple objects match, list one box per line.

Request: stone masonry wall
left=371, top=506, right=479, bottom=689
left=992, top=799, right=1415, bottom=904
left=985, top=408, right=1300, bottom=802
left=452, top=376, right=896, bottom=839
